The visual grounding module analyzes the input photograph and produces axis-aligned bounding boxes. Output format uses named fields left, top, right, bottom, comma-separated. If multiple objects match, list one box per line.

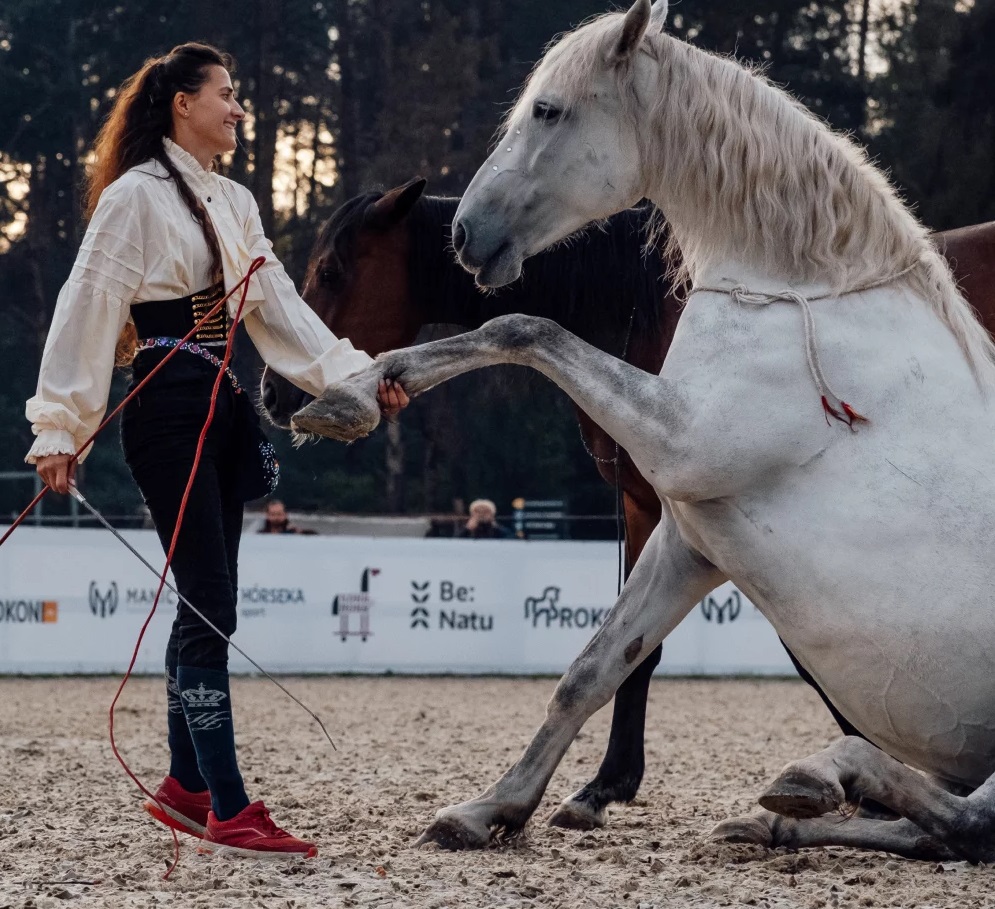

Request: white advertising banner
left=0, top=527, right=795, bottom=676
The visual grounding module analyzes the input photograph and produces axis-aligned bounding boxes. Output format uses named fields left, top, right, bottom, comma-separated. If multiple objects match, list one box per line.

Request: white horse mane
left=507, top=12, right=995, bottom=385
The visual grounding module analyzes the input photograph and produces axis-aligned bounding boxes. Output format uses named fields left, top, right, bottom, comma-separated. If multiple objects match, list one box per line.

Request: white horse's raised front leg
left=409, top=515, right=721, bottom=850
left=292, top=314, right=691, bottom=491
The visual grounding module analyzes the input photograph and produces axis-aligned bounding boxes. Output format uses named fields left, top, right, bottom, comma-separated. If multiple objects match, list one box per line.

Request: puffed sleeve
left=237, top=192, right=373, bottom=397
left=24, top=180, right=144, bottom=464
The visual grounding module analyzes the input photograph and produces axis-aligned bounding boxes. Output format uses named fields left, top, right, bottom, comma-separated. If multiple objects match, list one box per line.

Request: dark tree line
left=1, top=0, right=992, bottom=526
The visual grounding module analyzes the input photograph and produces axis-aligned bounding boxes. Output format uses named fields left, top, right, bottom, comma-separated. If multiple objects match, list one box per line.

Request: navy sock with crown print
left=176, top=666, right=250, bottom=821
left=165, top=665, right=207, bottom=793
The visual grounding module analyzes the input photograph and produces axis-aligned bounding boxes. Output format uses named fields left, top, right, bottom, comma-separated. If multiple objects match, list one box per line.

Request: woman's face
left=177, top=64, right=244, bottom=158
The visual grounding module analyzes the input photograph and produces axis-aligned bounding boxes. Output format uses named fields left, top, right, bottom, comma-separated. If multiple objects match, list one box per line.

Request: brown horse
left=261, top=178, right=995, bottom=830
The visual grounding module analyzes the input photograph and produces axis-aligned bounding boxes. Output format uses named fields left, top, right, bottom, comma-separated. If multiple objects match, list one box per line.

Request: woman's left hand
left=377, top=378, right=410, bottom=417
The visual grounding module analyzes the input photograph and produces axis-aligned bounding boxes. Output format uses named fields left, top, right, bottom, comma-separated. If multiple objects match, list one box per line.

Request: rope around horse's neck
left=690, top=264, right=917, bottom=430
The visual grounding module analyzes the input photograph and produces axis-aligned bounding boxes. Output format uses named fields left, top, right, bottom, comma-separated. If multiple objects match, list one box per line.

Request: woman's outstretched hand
left=377, top=378, right=410, bottom=417
left=35, top=453, right=77, bottom=495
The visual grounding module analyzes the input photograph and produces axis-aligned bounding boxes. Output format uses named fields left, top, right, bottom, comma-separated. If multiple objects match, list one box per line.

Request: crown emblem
left=181, top=683, right=228, bottom=708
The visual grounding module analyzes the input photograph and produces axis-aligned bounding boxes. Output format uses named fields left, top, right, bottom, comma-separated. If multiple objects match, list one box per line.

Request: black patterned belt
left=134, top=337, right=243, bottom=393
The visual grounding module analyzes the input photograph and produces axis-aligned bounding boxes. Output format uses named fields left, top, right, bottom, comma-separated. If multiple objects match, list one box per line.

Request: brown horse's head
left=260, top=177, right=428, bottom=428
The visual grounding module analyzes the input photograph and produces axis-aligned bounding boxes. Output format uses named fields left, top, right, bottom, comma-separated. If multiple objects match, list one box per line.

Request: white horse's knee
left=481, top=313, right=562, bottom=358
left=828, top=735, right=888, bottom=780
left=548, top=656, right=618, bottom=723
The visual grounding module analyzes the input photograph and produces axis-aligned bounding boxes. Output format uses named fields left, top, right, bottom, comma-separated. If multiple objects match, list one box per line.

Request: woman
left=25, top=43, right=407, bottom=858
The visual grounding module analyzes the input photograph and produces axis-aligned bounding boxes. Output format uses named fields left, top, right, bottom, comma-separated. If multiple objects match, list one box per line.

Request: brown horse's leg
left=549, top=491, right=663, bottom=830
left=711, top=810, right=957, bottom=862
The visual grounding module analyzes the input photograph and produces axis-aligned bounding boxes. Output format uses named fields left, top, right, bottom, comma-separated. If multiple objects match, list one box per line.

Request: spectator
left=458, top=499, right=511, bottom=539
left=258, top=499, right=313, bottom=534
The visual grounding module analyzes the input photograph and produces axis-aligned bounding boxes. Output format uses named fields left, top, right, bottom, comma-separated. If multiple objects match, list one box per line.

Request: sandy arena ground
left=1, top=676, right=992, bottom=908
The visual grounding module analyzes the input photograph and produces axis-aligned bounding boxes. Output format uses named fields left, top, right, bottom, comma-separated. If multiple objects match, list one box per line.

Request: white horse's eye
left=532, top=100, right=563, bottom=123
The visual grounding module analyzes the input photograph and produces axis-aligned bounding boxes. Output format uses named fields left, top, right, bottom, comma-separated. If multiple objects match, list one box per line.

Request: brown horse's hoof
left=291, top=382, right=380, bottom=442
left=547, top=799, right=607, bottom=830
left=759, top=767, right=844, bottom=819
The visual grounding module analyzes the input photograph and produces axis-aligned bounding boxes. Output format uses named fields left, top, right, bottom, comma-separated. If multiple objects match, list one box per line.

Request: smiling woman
left=23, top=41, right=408, bottom=861
left=170, top=65, right=244, bottom=169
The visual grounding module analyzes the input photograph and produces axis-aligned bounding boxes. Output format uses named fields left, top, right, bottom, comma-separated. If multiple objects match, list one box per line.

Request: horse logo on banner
left=524, top=586, right=562, bottom=627
left=332, top=567, right=380, bottom=641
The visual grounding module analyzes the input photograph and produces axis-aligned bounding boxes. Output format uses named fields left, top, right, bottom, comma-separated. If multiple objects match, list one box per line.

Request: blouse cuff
left=25, top=429, right=78, bottom=465
left=309, top=341, right=375, bottom=388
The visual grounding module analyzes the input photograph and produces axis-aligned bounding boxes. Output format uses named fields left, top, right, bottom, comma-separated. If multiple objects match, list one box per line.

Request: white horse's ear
left=610, top=0, right=652, bottom=63
left=649, top=0, right=669, bottom=31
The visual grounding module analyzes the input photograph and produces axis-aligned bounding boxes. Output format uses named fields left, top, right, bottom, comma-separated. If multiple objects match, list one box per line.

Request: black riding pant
left=121, top=349, right=242, bottom=670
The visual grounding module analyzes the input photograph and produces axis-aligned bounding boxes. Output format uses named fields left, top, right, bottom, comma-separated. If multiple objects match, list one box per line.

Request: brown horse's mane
left=305, top=190, right=383, bottom=298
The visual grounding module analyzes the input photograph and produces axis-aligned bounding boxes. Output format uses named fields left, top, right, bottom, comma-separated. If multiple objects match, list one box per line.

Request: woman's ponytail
left=85, top=43, right=234, bottom=366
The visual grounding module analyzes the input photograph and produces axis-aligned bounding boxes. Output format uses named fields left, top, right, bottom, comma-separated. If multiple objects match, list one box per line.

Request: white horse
left=294, top=0, right=995, bottom=861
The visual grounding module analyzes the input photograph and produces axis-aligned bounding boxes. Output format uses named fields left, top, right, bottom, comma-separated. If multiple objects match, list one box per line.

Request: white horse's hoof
left=291, top=382, right=380, bottom=442
left=710, top=812, right=776, bottom=846
left=547, top=798, right=607, bottom=830
left=759, top=766, right=845, bottom=819
left=414, top=814, right=491, bottom=851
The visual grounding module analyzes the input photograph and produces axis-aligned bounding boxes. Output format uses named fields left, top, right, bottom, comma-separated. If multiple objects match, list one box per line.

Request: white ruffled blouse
left=25, top=138, right=372, bottom=463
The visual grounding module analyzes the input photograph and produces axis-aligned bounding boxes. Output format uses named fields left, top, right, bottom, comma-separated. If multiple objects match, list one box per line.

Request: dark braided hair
left=86, top=43, right=235, bottom=365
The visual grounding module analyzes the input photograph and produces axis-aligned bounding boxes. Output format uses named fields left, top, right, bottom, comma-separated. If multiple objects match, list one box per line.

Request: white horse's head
left=453, top=0, right=667, bottom=287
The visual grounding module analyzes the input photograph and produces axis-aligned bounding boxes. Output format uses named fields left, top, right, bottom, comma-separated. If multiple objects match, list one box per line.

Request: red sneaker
left=198, top=802, right=318, bottom=859
left=143, top=776, right=211, bottom=838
